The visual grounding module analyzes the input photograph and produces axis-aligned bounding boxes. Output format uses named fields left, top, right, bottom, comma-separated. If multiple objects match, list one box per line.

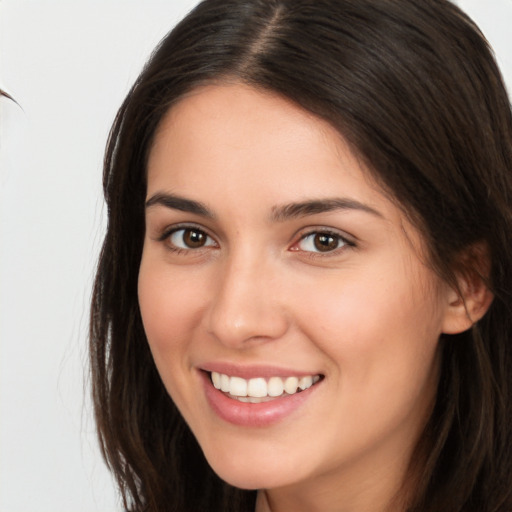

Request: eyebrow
left=270, top=198, right=383, bottom=222
left=145, top=192, right=215, bottom=218
left=145, top=193, right=382, bottom=221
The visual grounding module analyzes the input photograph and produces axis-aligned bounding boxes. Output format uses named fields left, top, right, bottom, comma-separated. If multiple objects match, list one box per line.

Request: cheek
left=137, top=260, right=211, bottom=419
left=293, top=264, right=444, bottom=396
left=295, top=277, right=442, bottom=457
left=137, top=260, right=204, bottom=372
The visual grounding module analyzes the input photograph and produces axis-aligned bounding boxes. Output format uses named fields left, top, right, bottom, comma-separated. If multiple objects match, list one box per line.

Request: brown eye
left=296, top=231, right=347, bottom=253
left=183, top=229, right=206, bottom=248
left=169, top=228, right=215, bottom=250
left=313, top=233, right=339, bottom=252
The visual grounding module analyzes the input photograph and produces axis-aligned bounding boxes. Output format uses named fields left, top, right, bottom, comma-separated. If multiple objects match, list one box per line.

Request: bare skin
left=138, top=83, right=488, bottom=512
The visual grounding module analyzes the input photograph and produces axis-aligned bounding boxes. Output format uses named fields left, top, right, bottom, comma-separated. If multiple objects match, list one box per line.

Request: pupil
left=184, top=229, right=205, bottom=248
left=314, top=233, right=337, bottom=252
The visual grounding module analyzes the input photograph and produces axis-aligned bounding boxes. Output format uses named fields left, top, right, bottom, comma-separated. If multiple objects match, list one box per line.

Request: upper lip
left=199, top=362, right=322, bottom=380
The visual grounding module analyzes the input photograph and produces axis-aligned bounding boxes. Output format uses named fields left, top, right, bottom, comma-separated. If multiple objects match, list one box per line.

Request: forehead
left=146, top=82, right=433, bottom=265
left=148, top=84, right=379, bottom=201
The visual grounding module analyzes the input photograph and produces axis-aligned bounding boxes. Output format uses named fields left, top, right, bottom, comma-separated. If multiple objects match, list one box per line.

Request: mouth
left=200, top=364, right=325, bottom=426
left=209, top=371, right=323, bottom=403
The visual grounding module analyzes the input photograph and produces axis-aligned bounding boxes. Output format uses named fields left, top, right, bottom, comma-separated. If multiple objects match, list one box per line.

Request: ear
left=441, top=243, right=494, bottom=335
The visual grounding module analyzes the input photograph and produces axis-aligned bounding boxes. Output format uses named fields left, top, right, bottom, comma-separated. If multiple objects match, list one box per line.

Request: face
left=138, top=84, right=454, bottom=500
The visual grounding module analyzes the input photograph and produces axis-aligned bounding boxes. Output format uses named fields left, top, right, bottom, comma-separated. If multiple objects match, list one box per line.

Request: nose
left=204, top=253, right=289, bottom=349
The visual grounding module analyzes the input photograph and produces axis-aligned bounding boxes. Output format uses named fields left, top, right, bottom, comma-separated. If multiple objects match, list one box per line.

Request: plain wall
left=0, top=1, right=510, bottom=511
left=0, top=3, right=200, bottom=511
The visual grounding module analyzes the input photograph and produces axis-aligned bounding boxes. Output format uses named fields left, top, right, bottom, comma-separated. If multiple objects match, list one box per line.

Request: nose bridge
left=206, top=245, right=288, bottom=347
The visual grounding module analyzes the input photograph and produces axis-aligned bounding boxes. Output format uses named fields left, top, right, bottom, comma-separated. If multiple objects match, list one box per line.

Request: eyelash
left=158, top=224, right=217, bottom=255
left=157, top=225, right=355, bottom=257
left=292, top=229, right=355, bottom=257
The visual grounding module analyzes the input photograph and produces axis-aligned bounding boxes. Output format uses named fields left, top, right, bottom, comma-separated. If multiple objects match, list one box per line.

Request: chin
left=203, top=447, right=302, bottom=490
left=212, top=466, right=288, bottom=491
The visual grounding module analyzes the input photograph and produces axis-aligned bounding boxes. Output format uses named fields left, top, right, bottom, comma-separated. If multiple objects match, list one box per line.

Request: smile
left=201, top=366, right=324, bottom=426
left=211, top=372, right=321, bottom=403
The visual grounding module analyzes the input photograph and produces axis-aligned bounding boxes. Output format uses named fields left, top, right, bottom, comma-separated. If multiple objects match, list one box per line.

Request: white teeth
left=247, top=377, right=267, bottom=397
left=267, top=376, right=284, bottom=397
left=211, top=371, right=221, bottom=389
left=210, top=371, right=320, bottom=399
left=230, top=376, right=248, bottom=396
left=299, top=376, right=313, bottom=390
left=220, top=373, right=230, bottom=392
left=236, top=396, right=272, bottom=403
left=284, top=376, right=299, bottom=394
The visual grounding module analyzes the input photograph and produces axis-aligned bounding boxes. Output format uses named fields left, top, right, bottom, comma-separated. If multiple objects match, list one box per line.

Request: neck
left=256, top=481, right=408, bottom=512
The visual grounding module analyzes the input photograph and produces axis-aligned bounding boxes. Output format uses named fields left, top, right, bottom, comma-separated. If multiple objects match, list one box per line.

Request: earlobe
left=441, top=243, right=494, bottom=335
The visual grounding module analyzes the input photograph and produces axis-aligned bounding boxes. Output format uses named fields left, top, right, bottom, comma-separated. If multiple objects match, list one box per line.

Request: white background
left=0, top=1, right=510, bottom=511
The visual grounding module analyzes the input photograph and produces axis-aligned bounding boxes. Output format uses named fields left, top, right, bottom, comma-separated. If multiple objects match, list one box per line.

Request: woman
left=89, top=0, right=512, bottom=511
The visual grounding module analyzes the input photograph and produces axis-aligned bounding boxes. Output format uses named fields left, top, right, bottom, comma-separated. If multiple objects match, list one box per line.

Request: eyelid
left=157, top=222, right=209, bottom=240
left=290, top=227, right=356, bottom=254
left=157, top=223, right=219, bottom=250
left=154, top=223, right=355, bottom=256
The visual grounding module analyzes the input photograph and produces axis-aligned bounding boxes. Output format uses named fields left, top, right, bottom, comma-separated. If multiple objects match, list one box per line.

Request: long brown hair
left=90, top=1, right=512, bottom=510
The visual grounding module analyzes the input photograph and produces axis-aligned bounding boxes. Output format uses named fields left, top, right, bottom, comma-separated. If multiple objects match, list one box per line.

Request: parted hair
left=90, top=1, right=512, bottom=510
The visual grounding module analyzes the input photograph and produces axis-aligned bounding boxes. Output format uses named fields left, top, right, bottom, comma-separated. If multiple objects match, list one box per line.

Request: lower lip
left=201, top=371, right=320, bottom=427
